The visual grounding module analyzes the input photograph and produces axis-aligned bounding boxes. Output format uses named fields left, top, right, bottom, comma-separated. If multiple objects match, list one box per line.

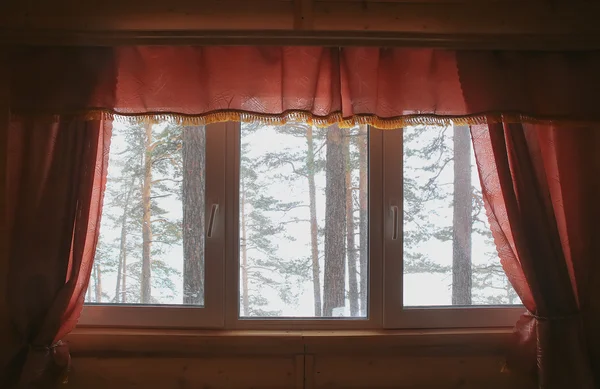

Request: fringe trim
left=10, top=109, right=597, bottom=129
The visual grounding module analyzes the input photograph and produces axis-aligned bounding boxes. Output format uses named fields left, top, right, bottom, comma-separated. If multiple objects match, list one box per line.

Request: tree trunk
left=122, top=247, right=127, bottom=303
left=114, top=241, right=123, bottom=303
left=345, top=133, right=359, bottom=316
left=86, top=274, right=93, bottom=302
left=94, top=263, right=102, bottom=303
left=182, top=126, right=206, bottom=305
left=141, top=122, right=153, bottom=304
left=323, top=124, right=346, bottom=317
left=357, top=125, right=368, bottom=316
left=306, top=126, right=322, bottom=317
left=240, top=180, right=250, bottom=316
left=452, top=125, right=473, bottom=305
left=115, top=177, right=135, bottom=303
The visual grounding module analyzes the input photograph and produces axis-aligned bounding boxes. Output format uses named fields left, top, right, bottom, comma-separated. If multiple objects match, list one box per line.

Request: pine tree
left=181, top=125, right=205, bottom=305
left=323, top=124, right=346, bottom=316
left=403, top=124, right=516, bottom=306
left=306, top=125, right=323, bottom=316
left=452, top=125, right=472, bottom=305
left=255, top=123, right=366, bottom=317
left=256, top=123, right=327, bottom=316
left=344, top=132, right=359, bottom=316
left=141, top=122, right=153, bottom=303
left=403, top=125, right=453, bottom=275
left=90, top=121, right=183, bottom=304
left=240, top=123, right=308, bottom=316
left=114, top=176, right=137, bottom=303
left=357, top=125, right=368, bottom=315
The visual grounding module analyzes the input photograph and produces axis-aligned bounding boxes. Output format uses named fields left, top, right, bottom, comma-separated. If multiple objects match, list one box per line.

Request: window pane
left=239, top=123, right=368, bottom=318
left=86, top=121, right=205, bottom=306
left=403, top=125, right=519, bottom=306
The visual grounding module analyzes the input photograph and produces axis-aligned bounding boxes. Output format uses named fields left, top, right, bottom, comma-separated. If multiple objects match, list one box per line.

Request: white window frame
left=224, top=123, right=383, bottom=330
left=79, top=122, right=229, bottom=328
left=381, top=127, right=524, bottom=329
left=79, top=122, right=523, bottom=330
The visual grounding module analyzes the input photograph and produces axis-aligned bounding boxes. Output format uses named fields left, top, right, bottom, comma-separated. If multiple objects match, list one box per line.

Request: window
left=80, top=120, right=522, bottom=329
left=82, top=121, right=227, bottom=327
left=383, top=126, right=522, bottom=328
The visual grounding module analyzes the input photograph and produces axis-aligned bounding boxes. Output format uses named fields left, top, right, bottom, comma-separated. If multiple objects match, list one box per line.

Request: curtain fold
left=470, top=120, right=600, bottom=388
left=4, top=45, right=600, bottom=388
left=3, top=118, right=111, bottom=388
left=11, top=47, right=600, bottom=127
left=458, top=50, right=600, bottom=386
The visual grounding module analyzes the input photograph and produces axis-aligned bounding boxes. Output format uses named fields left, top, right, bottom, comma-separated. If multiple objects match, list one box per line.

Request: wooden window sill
left=67, top=327, right=514, bottom=357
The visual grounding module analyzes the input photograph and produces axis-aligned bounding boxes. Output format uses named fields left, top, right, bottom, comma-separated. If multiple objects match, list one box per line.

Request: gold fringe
left=10, top=109, right=598, bottom=129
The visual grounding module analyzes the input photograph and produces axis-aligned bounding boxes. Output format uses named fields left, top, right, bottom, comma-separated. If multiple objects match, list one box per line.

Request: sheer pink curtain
left=10, top=47, right=467, bottom=125
left=460, top=50, right=600, bottom=387
left=3, top=117, right=110, bottom=387
left=3, top=117, right=111, bottom=388
left=470, top=122, right=600, bottom=388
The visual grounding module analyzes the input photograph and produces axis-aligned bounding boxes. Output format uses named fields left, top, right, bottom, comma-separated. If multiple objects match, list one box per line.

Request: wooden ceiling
left=1, top=0, right=599, bottom=49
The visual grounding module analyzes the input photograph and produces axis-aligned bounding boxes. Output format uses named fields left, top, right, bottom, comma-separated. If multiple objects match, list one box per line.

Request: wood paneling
left=0, top=49, right=15, bottom=382
left=312, top=355, right=531, bottom=389
left=312, top=2, right=600, bottom=34
left=1, top=0, right=599, bottom=48
left=64, top=329, right=536, bottom=389
left=67, top=353, right=534, bottom=389
left=0, top=1, right=294, bottom=31
left=68, top=356, right=300, bottom=389
left=67, top=329, right=305, bottom=356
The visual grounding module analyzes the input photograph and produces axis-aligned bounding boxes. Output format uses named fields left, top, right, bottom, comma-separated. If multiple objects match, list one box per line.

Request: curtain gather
left=10, top=47, right=469, bottom=127
left=470, top=122, right=600, bottom=388
left=460, top=51, right=600, bottom=387
left=3, top=118, right=111, bottom=387
left=10, top=47, right=600, bottom=128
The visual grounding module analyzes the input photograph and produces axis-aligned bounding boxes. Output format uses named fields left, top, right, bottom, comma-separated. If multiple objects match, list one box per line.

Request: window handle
left=390, top=205, right=399, bottom=241
left=207, top=204, right=219, bottom=238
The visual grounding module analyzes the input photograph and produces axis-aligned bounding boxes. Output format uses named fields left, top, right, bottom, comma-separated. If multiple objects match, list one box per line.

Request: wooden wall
left=65, top=329, right=536, bottom=389
left=0, top=1, right=585, bottom=388
left=1, top=0, right=600, bottom=48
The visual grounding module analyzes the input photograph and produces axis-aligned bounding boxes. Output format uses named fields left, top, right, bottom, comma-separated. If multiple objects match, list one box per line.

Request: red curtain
left=10, top=47, right=468, bottom=124
left=460, top=50, right=600, bottom=387
left=470, top=122, right=600, bottom=387
left=3, top=117, right=111, bottom=387
left=460, top=51, right=600, bottom=386
left=11, top=47, right=600, bottom=125
left=5, top=46, right=600, bottom=388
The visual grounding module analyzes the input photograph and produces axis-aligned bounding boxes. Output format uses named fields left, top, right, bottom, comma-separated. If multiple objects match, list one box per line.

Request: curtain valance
left=10, top=46, right=600, bottom=127
left=5, top=45, right=600, bottom=388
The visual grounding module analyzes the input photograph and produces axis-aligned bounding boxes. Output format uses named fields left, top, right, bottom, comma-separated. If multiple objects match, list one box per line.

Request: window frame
left=79, top=121, right=523, bottom=331
left=224, top=123, right=383, bottom=330
left=381, top=127, right=524, bottom=329
left=79, top=122, right=230, bottom=329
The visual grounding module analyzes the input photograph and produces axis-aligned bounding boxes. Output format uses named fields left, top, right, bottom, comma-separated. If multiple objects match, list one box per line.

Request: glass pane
left=239, top=123, right=368, bottom=318
left=86, top=121, right=205, bottom=306
left=403, top=125, right=519, bottom=307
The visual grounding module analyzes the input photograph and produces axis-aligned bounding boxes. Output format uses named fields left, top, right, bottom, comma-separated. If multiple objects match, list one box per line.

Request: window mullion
left=224, top=121, right=241, bottom=329
left=381, top=129, right=404, bottom=328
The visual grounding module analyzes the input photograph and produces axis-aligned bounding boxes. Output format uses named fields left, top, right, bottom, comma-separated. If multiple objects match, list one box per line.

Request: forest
left=85, top=121, right=519, bottom=316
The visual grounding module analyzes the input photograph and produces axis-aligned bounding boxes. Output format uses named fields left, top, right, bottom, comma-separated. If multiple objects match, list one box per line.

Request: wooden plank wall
left=64, top=330, right=536, bottom=389
left=0, top=1, right=579, bottom=388
left=68, top=353, right=533, bottom=389
left=1, top=0, right=600, bottom=48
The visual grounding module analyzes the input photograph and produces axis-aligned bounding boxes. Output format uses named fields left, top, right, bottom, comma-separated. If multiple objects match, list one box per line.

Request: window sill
left=67, top=327, right=514, bottom=357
